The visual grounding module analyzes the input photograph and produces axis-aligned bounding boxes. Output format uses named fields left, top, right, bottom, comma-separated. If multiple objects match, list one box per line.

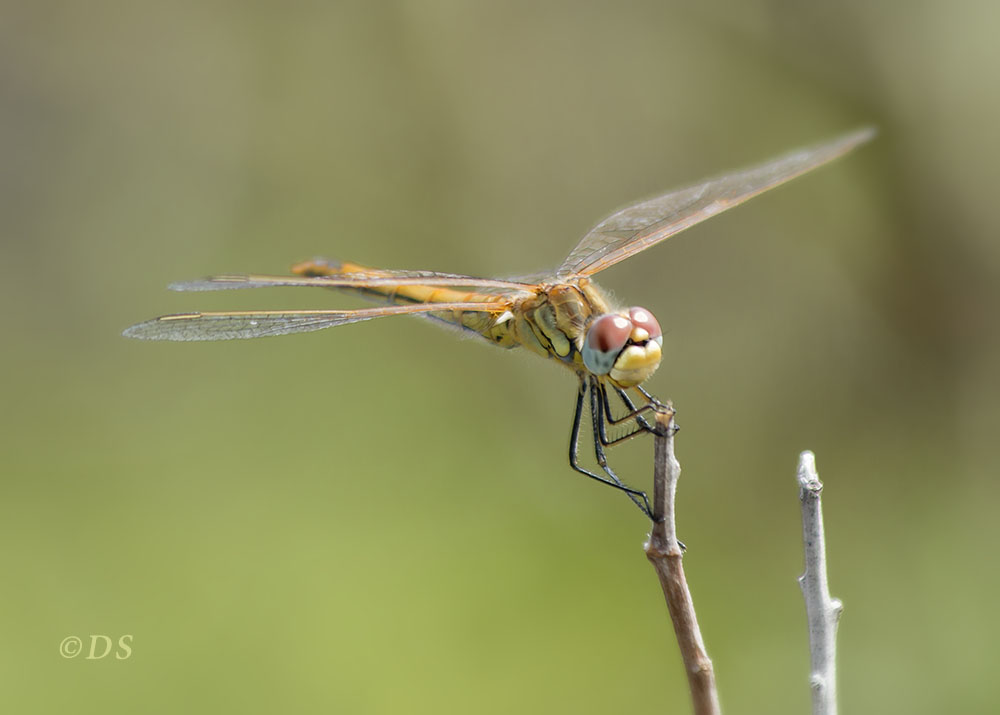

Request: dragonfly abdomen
left=292, top=258, right=521, bottom=348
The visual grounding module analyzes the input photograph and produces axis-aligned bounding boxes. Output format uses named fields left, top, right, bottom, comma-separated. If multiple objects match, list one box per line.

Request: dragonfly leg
left=609, top=385, right=655, bottom=431
left=589, top=381, right=654, bottom=516
left=635, top=383, right=672, bottom=414
left=567, top=376, right=653, bottom=518
left=594, top=381, right=660, bottom=447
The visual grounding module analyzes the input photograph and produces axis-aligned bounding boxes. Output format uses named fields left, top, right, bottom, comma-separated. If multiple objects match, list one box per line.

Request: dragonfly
left=124, top=128, right=874, bottom=518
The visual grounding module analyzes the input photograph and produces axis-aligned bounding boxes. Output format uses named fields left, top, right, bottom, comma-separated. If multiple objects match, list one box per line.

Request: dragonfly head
left=581, top=307, right=663, bottom=387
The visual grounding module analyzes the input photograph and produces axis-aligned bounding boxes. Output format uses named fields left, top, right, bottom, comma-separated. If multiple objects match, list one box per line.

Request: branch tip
left=796, top=450, right=840, bottom=715
left=797, top=450, right=823, bottom=494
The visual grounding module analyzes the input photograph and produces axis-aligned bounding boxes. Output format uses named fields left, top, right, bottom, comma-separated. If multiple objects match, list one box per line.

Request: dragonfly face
left=124, top=128, right=874, bottom=518
left=582, top=307, right=663, bottom=388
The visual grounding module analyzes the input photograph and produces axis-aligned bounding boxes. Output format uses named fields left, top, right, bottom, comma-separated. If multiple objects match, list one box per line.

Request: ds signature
left=59, top=635, right=133, bottom=660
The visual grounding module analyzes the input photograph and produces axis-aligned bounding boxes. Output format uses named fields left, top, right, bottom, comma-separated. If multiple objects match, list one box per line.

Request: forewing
left=170, top=271, right=536, bottom=292
left=558, top=127, right=875, bottom=277
left=122, top=302, right=507, bottom=342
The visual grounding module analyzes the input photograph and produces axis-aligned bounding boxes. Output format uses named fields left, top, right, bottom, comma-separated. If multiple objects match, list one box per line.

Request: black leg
left=594, top=382, right=660, bottom=446
left=589, top=380, right=654, bottom=516
left=635, top=383, right=670, bottom=412
left=610, top=385, right=654, bottom=432
left=567, top=376, right=653, bottom=518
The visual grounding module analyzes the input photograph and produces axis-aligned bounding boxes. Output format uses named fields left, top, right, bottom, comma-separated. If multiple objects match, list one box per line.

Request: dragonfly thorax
left=582, top=307, right=663, bottom=387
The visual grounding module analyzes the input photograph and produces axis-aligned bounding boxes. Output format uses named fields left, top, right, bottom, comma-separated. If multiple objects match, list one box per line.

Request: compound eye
left=582, top=314, right=632, bottom=375
left=628, top=307, right=662, bottom=342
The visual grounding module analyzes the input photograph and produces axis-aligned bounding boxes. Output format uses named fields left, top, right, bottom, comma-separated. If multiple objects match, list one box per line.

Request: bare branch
left=797, top=451, right=843, bottom=715
left=645, top=406, right=720, bottom=715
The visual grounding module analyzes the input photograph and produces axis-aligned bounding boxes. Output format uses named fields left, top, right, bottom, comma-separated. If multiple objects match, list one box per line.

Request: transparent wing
left=558, top=127, right=875, bottom=277
left=170, top=272, right=536, bottom=292
left=122, top=302, right=507, bottom=342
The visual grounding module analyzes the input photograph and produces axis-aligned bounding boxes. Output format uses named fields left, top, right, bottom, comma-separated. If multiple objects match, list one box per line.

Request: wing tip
left=122, top=314, right=203, bottom=341
left=121, top=320, right=157, bottom=340
left=842, top=125, right=878, bottom=149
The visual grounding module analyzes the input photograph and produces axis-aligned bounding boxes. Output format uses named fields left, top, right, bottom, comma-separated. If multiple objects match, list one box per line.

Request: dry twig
left=644, top=406, right=720, bottom=715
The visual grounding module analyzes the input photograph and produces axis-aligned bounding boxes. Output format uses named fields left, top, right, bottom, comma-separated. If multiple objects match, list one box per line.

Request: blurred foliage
left=2, top=1, right=998, bottom=713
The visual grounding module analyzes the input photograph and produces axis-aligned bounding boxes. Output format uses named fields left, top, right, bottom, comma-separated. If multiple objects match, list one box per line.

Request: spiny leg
left=594, top=381, right=660, bottom=447
left=635, top=383, right=670, bottom=412
left=632, top=384, right=677, bottom=439
left=608, top=383, right=676, bottom=438
left=610, top=385, right=654, bottom=432
left=588, top=379, right=652, bottom=517
left=568, top=376, right=652, bottom=518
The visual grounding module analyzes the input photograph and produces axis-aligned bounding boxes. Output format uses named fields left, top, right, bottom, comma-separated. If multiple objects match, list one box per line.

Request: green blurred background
left=3, top=1, right=998, bottom=713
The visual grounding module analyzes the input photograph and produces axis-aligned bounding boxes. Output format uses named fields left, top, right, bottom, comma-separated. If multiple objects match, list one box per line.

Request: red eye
left=587, top=314, right=632, bottom=353
left=628, top=307, right=661, bottom=340
left=582, top=313, right=633, bottom=375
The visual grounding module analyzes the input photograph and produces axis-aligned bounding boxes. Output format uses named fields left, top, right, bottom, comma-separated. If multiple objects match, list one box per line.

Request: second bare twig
left=797, top=450, right=842, bottom=715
